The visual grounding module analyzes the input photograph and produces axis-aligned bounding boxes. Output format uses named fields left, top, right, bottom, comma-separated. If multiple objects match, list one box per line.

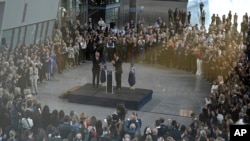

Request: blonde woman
left=29, top=63, right=39, bottom=94
left=67, top=43, right=75, bottom=68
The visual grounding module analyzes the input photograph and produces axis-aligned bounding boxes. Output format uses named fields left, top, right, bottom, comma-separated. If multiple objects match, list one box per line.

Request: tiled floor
left=36, top=61, right=211, bottom=131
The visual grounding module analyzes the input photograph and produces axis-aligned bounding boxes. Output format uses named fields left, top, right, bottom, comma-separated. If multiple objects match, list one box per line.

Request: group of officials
left=92, top=52, right=123, bottom=90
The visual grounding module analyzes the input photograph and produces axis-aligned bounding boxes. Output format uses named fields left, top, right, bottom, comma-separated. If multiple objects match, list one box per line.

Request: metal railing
left=88, top=0, right=119, bottom=6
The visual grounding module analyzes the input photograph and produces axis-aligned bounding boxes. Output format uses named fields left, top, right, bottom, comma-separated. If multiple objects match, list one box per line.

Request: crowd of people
left=0, top=5, right=250, bottom=141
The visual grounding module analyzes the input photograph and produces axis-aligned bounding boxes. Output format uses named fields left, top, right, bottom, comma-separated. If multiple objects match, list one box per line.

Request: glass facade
left=105, top=8, right=119, bottom=25
left=47, top=20, right=55, bottom=38
left=41, top=21, right=48, bottom=42
left=35, top=22, right=43, bottom=44
left=1, top=29, right=12, bottom=48
left=19, top=26, right=26, bottom=45
left=89, top=0, right=120, bottom=5
left=105, top=9, right=114, bottom=24
left=25, top=24, right=36, bottom=45
left=1, top=20, right=54, bottom=50
left=12, top=28, right=20, bottom=49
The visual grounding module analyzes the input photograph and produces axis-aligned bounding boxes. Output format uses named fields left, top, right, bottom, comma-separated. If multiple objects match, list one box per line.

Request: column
left=129, top=0, right=136, bottom=21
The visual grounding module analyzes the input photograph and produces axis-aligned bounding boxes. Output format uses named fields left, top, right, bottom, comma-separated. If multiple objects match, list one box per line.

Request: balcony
left=88, top=0, right=120, bottom=10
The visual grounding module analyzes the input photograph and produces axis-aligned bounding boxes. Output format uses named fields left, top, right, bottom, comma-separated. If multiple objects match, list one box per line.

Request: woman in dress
left=45, top=51, right=52, bottom=80
left=195, top=48, right=203, bottom=76
left=50, top=50, right=57, bottom=75
left=67, top=43, right=75, bottom=68
left=30, top=62, right=39, bottom=94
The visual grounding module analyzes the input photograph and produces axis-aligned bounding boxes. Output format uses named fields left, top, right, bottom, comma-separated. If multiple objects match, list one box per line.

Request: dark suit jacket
left=92, top=57, right=102, bottom=71
left=57, top=123, right=72, bottom=139
left=114, top=58, right=122, bottom=73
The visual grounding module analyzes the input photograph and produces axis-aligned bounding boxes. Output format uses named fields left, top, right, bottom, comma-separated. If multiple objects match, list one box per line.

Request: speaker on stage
left=106, top=70, right=113, bottom=93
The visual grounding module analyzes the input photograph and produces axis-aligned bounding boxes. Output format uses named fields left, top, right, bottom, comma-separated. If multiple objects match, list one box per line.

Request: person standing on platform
left=112, top=53, right=123, bottom=90
left=92, top=52, right=102, bottom=88
left=188, top=11, right=191, bottom=24
left=199, top=2, right=204, bottom=14
left=201, top=10, right=206, bottom=25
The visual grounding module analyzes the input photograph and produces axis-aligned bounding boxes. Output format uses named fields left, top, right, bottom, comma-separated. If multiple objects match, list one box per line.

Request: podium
left=106, top=70, right=113, bottom=93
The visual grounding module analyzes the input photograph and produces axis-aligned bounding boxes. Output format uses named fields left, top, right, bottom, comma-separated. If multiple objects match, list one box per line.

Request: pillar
left=129, top=0, right=136, bottom=22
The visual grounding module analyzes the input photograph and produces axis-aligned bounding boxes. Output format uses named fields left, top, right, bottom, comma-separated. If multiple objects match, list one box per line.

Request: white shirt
left=21, top=117, right=34, bottom=129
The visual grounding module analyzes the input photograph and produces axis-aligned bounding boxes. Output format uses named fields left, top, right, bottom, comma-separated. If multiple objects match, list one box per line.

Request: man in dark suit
left=92, top=51, right=102, bottom=88
left=112, top=53, right=123, bottom=90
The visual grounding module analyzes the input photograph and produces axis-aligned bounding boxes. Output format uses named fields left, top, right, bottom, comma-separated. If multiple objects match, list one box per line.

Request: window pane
left=41, top=21, right=48, bottom=42
left=47, top=20, right=55, bottom=39
left=19, top=26, right=26, bottom=45
left=35, top=23, right=43, bottom=44
left=2, top=29, right=13, bottom=48
left=105, top=8, right=119, bottom=25
left=25, top=24, right=36, bottom=46
left=12, top=28, right=20, bottom=50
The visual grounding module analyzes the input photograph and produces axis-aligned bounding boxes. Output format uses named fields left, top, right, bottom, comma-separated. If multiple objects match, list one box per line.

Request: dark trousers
left=115, top=72, right=122, bottom=89
left=74, top=54, right=79, bottom=65
left=107, top=48, right=114, bottom=61
left=38, top=68, right=43, bottom=82
left=92, top=70, right=100, bottom=87
left=79, top=49, right=86, bottom=63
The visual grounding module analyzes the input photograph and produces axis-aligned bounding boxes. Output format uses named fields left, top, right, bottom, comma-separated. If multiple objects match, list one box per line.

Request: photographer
left=168, top=120, right=181, bottom=141
left=108, top=114, right=123, bottom=141
left=116, top=104, right=127, bottom=121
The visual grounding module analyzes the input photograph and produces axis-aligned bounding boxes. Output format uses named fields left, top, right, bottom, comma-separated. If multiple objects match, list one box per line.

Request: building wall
left=0, top=2, right=5, bottom=35
left=2, top=0, right=59, bottom=30
left=0, top=0, right=59, bottom=49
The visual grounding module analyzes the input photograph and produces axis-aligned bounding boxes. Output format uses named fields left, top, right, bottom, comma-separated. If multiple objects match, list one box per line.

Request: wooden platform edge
left=59, top=86, right=80, bottom=99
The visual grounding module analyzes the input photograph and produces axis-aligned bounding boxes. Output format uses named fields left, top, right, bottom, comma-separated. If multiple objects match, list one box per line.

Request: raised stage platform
left=67, top=83, right=153, bottom=110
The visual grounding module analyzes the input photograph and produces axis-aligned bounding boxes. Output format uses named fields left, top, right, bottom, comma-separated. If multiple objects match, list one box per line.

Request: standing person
left=201, top=10, right=206, bottom=25
left=67, top=44, right=75, bottom=68
left=75, top=31, right=83, bottom=63
left=120, top=37, right=127, bottom=62
left=112, top=53, right=123, bottom=90
left=168, top=8, right=173, bottom=22
left=31, top=63, right=39, bottom=94
left=188, top=11, right=191, bottom=24
left=98, top=17, right=106, bottom=32
left=16, top=62, right=26, bottom=93
left=92, top=52, right=102, bottom=88
left=45, top=51, right=52, bottom=81
left=55, top=43, right=63, bottom=73
left=199, top=2, right=204, bottom=14
left=107, top=39, right=115, bottom=61
left=195, top=48, right=203, bottom=76
left=137, top=37, right=145, bottom=63
left=110, top=19, right=116, bottom=29
left=50, top=50, right=57, bottom=76
left=74, top=41, right=80, bottom=66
